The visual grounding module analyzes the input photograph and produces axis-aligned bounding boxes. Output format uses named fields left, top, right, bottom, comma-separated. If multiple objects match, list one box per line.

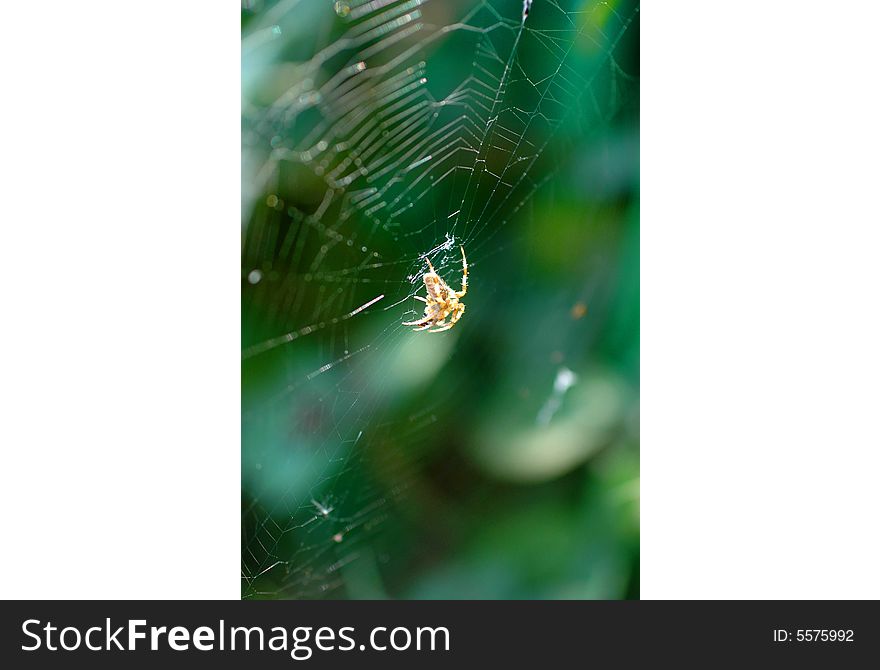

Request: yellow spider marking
left=402, top=245, right=468, bottom=333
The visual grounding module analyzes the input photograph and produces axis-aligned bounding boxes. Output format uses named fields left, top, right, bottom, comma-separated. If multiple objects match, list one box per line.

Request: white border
left=0, top=3, right=240, bottom=598
left=641, top=2, right=880, bottom=598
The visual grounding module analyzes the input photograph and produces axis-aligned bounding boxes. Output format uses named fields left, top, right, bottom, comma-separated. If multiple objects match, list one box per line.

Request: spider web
left=242, top=0, right=638, bottom=599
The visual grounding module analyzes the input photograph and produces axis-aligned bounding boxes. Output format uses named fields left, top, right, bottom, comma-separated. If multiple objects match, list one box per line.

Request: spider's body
left=403, top=246, right=468, bottom=333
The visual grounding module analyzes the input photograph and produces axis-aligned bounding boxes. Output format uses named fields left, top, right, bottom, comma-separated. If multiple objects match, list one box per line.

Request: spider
left=402, top=245, right=468, bottom=333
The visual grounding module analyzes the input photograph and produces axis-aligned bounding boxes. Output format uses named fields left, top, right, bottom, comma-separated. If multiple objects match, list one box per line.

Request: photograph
left=241, top=0, right=640, bottom=599
left=3, top=1, right=878, bottom=665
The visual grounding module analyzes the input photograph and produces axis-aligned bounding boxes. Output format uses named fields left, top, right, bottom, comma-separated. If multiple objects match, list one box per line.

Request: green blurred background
left=242, top=0, right=639, bottom=599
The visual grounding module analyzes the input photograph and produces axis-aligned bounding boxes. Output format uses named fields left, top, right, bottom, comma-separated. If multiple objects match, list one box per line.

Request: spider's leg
left=402, top=312, right=431, bottom=326
left=402, top=316, right=431, bottom=326
left=414, top=295, right=428, bottom=303
left=414, top=310, right=443, bottom=331
left=427, top=319, right=449, bottom=332
left=429, top=304, right=464, bottom=332
left=456, top=245, right=468, bottom=298
left=402, top=304, right=438, bottom=327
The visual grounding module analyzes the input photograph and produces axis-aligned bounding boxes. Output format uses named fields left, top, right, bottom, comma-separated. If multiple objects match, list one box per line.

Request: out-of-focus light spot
left=473, top=369, right=628, bottom=483
left=537, top=366, right=578, bottom=426
left=334, top=1, right=350, bottom=18
left=381, top=328, right=453, bottom=394
left=248, top=269, right=263, bottom=285
left=571, top=302, right=588, bottom=319
left=266, top=194, right=278, bottom=208
left=554, top=367, right=577, bottom=393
